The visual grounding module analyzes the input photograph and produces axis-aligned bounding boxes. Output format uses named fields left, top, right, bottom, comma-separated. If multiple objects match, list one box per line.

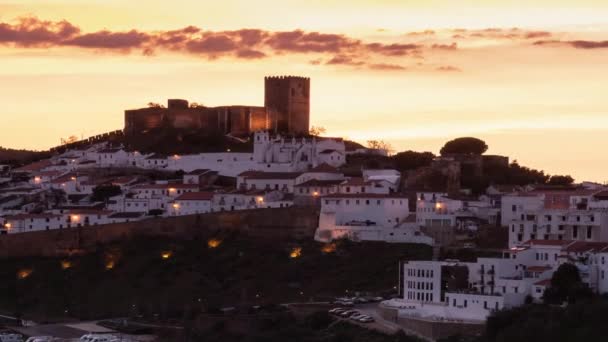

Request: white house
left=236, top=171, right=301, bottom=193
left=168, top=192, right=213, bottom=216
left=314, top=193, right=430, bottom=243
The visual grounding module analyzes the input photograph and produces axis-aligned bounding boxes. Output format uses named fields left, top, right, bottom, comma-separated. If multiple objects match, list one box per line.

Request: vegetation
left=91, top=185, right=122, bottom=202
left=480, top=298, right=608, bottom=342
left=543, top=263, right=593, bottom=304
left=392, top=151, right=435, bottom=171
left=440, top=137, right=488, bottom=156
left=0, top=235, right=431, bottom=321
left=0, top=147, right=51, bottom=167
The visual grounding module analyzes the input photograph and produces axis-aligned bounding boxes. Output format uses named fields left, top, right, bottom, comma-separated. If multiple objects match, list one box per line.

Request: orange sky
left=1, top=0, right=608, bottom=182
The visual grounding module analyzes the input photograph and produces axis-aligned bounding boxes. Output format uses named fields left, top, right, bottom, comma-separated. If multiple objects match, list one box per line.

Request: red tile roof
left=15, top=159, right=53, bottom=172
left=322, top=193, right=407, bottom=199
left=308, top=163, right=340, bottom=173
left=237, top=171, right=302, bottom=180
left=295, top=179, right=343, bottom=187
left=522, top=239, right=571, bottom=247
left=340, top=177, right=372, bottom=186
left=132, top=183, right=199, bottom=190
left=175, top=192, right=214, bottom=201
left=4, top=213, right=61, bottom=220
left=563, top=241, right=608, bottom=253
left=534, top=279, right=551, bottom=286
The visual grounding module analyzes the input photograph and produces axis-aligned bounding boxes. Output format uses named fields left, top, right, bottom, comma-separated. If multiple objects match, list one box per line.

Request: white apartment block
left=315, top=193, right=431, bottom=244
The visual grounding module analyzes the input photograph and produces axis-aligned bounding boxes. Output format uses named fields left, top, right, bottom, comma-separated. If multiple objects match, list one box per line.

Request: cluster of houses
left=385, top=183, right=608, bottom=324
left=5, top=130, right=608, bottom=329
left=0, top=131, right=398, bottom=235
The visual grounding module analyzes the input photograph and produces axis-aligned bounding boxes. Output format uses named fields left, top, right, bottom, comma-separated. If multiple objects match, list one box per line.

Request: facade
left=387, top=239, right=608, bottom=323
left=314, top=193, right=432, bottom=244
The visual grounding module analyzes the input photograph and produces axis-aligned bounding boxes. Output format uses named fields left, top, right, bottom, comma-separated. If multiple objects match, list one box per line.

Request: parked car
left=0, top=334, right=23, bottom=342
left=340, top=310, right=359, bottom=317
left=353, top=297, right=368, bottom=304
left=330, top=308, right=348, bottom=315
left=358, top=316, right=375, bottom=323
left=349, top=313, right=365, bottom=321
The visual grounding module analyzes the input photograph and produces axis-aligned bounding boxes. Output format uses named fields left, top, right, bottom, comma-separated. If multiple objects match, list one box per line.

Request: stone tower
left=264, top=76, right=310, bottom=135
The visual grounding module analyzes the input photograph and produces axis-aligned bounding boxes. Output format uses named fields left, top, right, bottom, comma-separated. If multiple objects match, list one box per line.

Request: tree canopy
left=440, top=137, right=488, bottom=156
left=543, top=263, right=592, bottom=304
left=91, top=184, right=122, bottom=202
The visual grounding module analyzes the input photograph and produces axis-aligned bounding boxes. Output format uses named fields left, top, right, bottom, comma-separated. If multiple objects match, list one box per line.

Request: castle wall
left=0, top=207, right=320, bottom=258
left=124, top=76, right=310, bottom=136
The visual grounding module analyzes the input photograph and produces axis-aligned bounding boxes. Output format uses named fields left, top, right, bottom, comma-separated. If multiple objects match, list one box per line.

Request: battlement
left=265, top=75, right=310, bottom=81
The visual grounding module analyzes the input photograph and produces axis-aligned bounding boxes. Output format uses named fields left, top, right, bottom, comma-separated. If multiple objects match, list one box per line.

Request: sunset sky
left=1, top=0, right=608, bottom=181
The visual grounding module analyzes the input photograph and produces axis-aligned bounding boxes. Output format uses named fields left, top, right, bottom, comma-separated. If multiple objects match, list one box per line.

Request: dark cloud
left=431, top=42, right=457, bottom=50
left=236, top=49, right=266, bottom=59
left=265, top=30, right=359, bottom=53
left=64, top=30, right=151, bottom=49
left=534, top=39, right=608, bottom=49
left=0, top=16, right=79, bottom=46
left=366, top=42, right=421, bottom=56
left=325, top=55, right=364, bottom=66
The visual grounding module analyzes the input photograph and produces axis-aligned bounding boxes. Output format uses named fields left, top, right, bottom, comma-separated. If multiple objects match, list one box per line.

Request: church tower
left=264, top=76, right=310, bottom=135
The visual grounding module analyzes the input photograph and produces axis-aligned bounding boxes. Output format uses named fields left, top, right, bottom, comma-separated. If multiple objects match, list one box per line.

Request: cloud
left=436, top=65, right=461, bottom=72
left=325, top=55, right=364, bottom=66
left=450, top=28, right=552, bottom=40
left=406, top=30, right=435, bottom=36
left=64, top=30, right=151, bottom=49
left=431, top=42, right=457, bottom=50
left=534, top=39, right=608, bottom=49
left=0, top=16, right=79, bottom=47
left=368, top=63, right=406, bottom=71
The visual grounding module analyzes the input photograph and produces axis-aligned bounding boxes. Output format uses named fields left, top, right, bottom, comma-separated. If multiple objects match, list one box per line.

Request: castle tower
left=264, top=76, right=310, bottom=135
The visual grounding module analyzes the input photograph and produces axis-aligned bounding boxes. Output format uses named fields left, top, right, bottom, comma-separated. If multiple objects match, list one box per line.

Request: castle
left=124, top=76, right=310, bottom=136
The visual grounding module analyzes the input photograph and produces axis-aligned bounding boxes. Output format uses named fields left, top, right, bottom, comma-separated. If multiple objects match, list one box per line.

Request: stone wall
left=378, top=305, right=485, bottom=341
left=0, top=207, right=319, bottom=258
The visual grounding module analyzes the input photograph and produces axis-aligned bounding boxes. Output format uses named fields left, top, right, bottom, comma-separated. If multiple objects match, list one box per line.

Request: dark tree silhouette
left=440, top=137, right=488, bottom=155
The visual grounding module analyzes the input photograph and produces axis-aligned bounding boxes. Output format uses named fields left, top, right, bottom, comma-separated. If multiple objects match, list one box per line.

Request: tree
left=147, top=102, right=165, bottom=108
left=91, top=185, right=122, bottom=202
left=309, top=126, right=327, bottom=136
left=367, top=140, right=394, bottom=155
left=148, top=209, right=164, bottom=217
left=543, top=263, right=593, bottom=304
left=440, top=137, right=488, bottom=156
left=392, top=151, right=435, bottom=171
left=547, top=175, right=575, bottom=186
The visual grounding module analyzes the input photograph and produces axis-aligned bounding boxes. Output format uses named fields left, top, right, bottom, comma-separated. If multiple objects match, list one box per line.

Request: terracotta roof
left=295, top=179, right=343, bottom=187
left=563, top=241, right=608, bottom=253
left=534, top=279, right=551, bottom=286
left=50, top=173, right=79, bottom=184
left=319, top=149, right=341, bottom=155
left=340, top=177, right=372, bottom=186
left=111, top=176, right=137, bottom=185
left=132, top=183, right=199, bottom=190
left=34, top=170, right=65, bottom=178
left=237, top=171, right=302, bottom=180
left=308, top=163, right=341, bottom=173
left=145, top=153, right=167, bottom=160
left=322, top=193, right=408, bottom=199
left=15, top=159, right=53, bottom=172
left=175, top=192, right=214, bottom=201
left=593, top=190, right=608, bottom=200
left=522, top=239, right=571, bottom=247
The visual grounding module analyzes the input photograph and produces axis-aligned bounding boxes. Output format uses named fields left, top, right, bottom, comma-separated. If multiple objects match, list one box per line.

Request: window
left=464, top=300, right=468, bottom=308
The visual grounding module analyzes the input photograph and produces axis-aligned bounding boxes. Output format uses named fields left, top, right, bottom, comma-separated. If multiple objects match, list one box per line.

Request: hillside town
left=1, top=76, right=608, bottom=342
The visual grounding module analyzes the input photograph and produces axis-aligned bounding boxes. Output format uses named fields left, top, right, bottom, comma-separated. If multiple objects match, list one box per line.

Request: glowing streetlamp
left=17, top=269, right=32, bottom=279
left=161, top=251, right=172, bottom=259
left=290, top=247, right=302, bottom=258
left=60, top=260, right=72, bottom=270
left=4, top=222, right=12, bottom=230
left=312, top=191, right=319, bottom=197
left=208, top=238, right=222, bottom=248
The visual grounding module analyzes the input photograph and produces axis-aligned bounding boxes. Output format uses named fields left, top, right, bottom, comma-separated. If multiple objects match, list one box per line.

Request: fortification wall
left=0, top=207, right=319, bottom=258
